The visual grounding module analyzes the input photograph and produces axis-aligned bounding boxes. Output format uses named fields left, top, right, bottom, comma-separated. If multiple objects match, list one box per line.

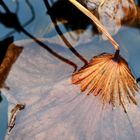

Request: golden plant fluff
left=72, top=53, right=139, bottom=112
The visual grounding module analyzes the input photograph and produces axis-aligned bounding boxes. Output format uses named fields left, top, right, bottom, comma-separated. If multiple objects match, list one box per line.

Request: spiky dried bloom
left=72, top=53, right=139, bottom=112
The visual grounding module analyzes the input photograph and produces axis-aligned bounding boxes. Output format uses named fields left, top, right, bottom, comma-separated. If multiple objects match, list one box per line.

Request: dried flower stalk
left=69, top=0, right=120, bottom=53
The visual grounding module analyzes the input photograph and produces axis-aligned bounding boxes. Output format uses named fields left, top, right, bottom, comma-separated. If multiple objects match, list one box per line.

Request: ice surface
left=1, top=26, right=140, bottom=140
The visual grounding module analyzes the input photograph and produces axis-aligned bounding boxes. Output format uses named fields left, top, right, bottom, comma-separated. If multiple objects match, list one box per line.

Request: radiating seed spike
left=72, top=53, right=139, bottom=112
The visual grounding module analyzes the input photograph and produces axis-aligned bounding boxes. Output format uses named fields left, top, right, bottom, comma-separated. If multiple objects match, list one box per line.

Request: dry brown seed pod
left=72, top=53, right=139, bottom=112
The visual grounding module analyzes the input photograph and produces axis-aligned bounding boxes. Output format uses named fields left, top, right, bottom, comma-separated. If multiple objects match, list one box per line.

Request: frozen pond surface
left=2, top=27, right=140, bottom=139
left=0, top=0, right=140, bottom=140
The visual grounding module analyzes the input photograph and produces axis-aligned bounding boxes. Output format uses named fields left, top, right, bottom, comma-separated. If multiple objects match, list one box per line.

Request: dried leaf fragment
left=0, top=44, right=23, bottom=88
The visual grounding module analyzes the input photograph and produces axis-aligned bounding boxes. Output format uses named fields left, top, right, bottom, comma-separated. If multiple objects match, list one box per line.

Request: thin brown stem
left=69, top=0, right=120, bottom=52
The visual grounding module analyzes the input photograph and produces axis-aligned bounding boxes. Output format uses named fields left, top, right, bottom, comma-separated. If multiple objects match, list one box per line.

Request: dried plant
left=72, top=53, right=139, bottom=112
left=69, top=0, right=139, bottom=112
left=0, top=44, right=23, bottom=88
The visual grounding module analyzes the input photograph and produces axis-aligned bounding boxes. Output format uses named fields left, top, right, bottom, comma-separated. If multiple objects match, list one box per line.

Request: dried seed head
left=72, top=53, right=139, bottom=112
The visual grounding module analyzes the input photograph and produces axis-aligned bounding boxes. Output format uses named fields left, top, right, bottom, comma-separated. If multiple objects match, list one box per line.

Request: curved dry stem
left=69, top=0, right=120, bottom=52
